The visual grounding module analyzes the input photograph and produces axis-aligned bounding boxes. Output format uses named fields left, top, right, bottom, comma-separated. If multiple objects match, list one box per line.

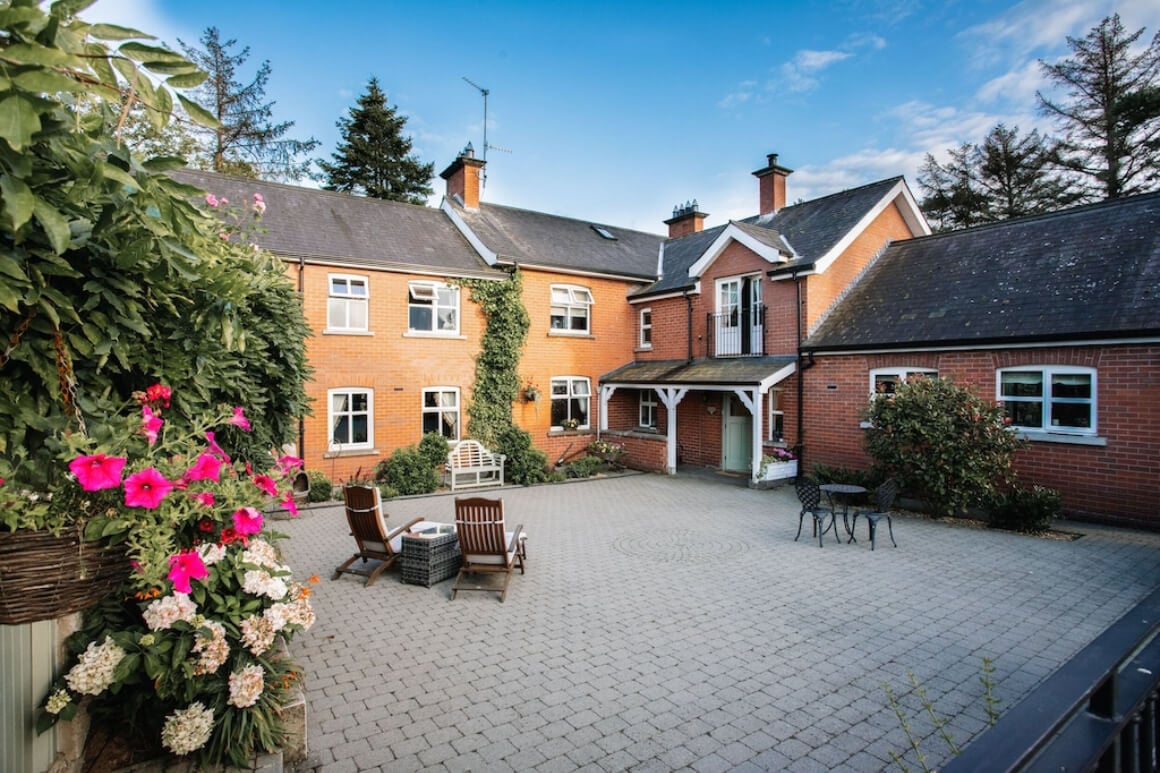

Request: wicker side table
left=401, top=528, right=462, bottom=587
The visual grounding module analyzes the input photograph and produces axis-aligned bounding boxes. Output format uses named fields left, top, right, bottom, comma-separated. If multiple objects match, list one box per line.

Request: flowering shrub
left=17, top=386, right=316, bottom=767
left=587, top=439, right=626, bottom=460
left=765, top=447, right=797, bottom=462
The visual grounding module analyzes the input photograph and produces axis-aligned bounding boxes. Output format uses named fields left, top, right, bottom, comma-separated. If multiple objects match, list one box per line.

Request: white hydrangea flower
left=241, top=539, right=279, bottom=569
left=143, top=592, right=198, bottom=631
left=192, top=620, right=230, bottom=676
left=242, top=569, right=288, bottom=601
left=45, top=689, right=71, bottom=715
left=64, top=637, right=125, bottom=696
left=196, top=542, right=227, bottom=566
left=240, top=614, right=276, bottom=656
left=160, top=702, right=215, bottom=755
left=227, top=664, right=265, bottom=708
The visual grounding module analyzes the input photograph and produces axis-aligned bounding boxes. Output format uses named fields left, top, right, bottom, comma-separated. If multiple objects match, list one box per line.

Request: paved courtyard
left=275, top=473, right=1160, bottom=772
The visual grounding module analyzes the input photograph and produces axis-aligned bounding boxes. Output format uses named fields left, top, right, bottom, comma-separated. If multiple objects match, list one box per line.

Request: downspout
left=794, top=270, right=815, bottom=459
left=297, top=255, right=306, bottom=460
left=685, top=289, right=694, bottom=363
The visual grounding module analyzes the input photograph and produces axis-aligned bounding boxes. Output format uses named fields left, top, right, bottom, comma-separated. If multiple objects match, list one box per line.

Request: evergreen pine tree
left=179, top=27, right=318, bottom=181
left=1038, top=14, right=1160, bottom=199
left=318, top=77, right=434, bottom=204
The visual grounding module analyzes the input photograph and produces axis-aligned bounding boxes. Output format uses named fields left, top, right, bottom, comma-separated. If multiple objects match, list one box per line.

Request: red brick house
left=174, top=169, right=507, bottom=482
left=799, top=192, right=1160, bottom=528
left=599, top=154, right=929, bottom=481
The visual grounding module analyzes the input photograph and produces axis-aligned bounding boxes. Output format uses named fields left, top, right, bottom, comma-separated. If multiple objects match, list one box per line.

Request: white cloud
left=778, top=49, right=852, bottom=93
left=975, top=59, right=1047, bottom=106
left=89, top=0, right=187, bottom=50
left=718, top=80, right=759, bottom=109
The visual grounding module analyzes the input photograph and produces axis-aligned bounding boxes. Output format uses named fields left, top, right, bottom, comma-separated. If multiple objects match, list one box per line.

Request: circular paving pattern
left=612, top=528, right=751, bottom=565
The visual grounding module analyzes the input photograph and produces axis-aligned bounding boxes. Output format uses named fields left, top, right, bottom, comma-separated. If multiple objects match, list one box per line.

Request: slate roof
left=601, top=356, right=797, bottom=387
left=633, top=176, right=907, bottom=297
left=446, top=200, right=663, bottom=280
left=172, top=170, right=502, bottom=279
left=803, top=191, right=1160, bottom=352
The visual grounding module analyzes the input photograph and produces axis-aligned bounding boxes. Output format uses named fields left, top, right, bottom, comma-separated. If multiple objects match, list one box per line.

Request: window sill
left=635, top=346, right=653, bottom=353
left=323, top=329, right=373, bottom=336
left=548, top=331, right=595, bottom=339
left=403, top=331, right=466, bottom=340
left=549, top=428, right=592, bottom=436
left=1016, top=431, right=1107, bottom=446
left=323, top=447, right=380, bottom=459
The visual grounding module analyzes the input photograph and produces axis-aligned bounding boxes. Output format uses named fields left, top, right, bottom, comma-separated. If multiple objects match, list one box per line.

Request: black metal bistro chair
left=795, top=477, right=838, bottom=548
left=849, top=479, right=899, bottom=550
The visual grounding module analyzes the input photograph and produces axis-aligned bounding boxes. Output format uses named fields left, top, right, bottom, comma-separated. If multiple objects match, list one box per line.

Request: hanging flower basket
left=0, top=527, right=128, bottom=625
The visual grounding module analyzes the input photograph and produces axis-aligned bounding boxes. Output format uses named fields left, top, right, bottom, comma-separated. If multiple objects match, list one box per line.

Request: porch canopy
left=599, top=356, right=796, bottom=478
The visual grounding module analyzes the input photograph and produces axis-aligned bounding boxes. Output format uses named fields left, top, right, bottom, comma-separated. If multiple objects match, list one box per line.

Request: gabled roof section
left=442, top=197, right=663, bottom=281
left=172, top=169, right=501, bottom=279
left=762, top=176, right=928, bottom=278
left=632, top=176, right=926, bottom=300
left=803, top=191, right=1160, bottom=352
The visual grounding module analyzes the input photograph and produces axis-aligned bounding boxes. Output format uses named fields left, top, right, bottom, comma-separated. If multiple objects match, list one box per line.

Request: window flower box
left=757, top=450, right=798, bottom=487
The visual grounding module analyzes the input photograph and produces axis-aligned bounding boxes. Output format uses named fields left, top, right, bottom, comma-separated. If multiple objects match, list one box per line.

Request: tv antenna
left=462, top=76, right=511, bottom=188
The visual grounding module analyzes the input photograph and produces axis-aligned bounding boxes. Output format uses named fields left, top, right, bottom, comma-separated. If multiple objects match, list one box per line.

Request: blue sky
left=90, top=0, right=1158, bottom=233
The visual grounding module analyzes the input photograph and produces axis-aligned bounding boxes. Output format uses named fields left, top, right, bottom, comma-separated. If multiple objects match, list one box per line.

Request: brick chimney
left=752, top=152, right=794, bottom=215
left=439, top=143, right=486, bottom=209
left=664, top=200, right=707, bottom=238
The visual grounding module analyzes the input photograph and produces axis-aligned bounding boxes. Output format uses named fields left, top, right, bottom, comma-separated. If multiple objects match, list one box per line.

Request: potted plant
left=4, top=385, right=318, bottom=768
left=758, top=448, right=799, bottom=483
left=561, top=418, right=580, bottom=431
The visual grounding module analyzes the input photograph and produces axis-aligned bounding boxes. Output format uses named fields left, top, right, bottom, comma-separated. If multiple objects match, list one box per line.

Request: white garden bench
left=447, top=439, right=506, bottom=491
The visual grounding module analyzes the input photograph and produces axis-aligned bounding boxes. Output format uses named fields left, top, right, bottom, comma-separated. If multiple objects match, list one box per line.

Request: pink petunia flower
left=252, top=474, right=277, bottom=497
left=275, top=455, right=304, bottom=475
left=69, top=454, right=128, bottom=491
left=229, top=407, right=251, bottom=432
left=232, top=506, right=263, bottom=536
left=204, top=431, right=230, bottom=461
left=185, top=453, right=223, bottom=483
left=280, top=492, right=299, bottom=518
left=145, top=383, right=172, bottom=408
left=205, top=193, right=219, bottom=207
left=141, top=406, right=163, bottom=445
left=123, top=468, right=173, bottom=509
left=191, top=491, right=216, bottom=507
left=167, top=551, right=209, bottom=594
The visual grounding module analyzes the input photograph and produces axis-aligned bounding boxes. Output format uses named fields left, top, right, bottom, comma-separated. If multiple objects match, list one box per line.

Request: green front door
left=722, top=394, right=751, bottom=472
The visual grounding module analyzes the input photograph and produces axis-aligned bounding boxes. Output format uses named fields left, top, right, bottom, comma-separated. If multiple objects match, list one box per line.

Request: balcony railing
left=942, top=585, right=1160, bottom=772
left=707, top=306, right=766, bottom=358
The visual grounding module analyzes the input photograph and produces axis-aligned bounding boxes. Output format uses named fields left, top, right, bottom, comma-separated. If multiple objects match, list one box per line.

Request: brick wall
left=292, top=263, right=486, bottom=482
left=802, top=344, right=1160, bottom=528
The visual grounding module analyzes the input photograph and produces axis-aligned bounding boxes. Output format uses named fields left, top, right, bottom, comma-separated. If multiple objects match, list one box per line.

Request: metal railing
left=943, top=585, right=1160, bottom=772
left=706, top=306, right=766, bottom=358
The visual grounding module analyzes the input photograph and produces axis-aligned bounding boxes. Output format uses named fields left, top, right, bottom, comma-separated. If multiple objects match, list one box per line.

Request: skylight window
left=590, top=225, right=617, bottom=240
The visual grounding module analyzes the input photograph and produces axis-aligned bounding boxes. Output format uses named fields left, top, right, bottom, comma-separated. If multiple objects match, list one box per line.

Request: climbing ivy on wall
left=460, top=270, right=548, bottom=484
left=460, top=270, right=528, bottom=444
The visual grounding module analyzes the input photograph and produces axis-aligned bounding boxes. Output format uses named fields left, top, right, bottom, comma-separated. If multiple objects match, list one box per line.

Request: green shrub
left=495, top=425, right=549, bottom=485
left=306, top=471, right=333, bottom=503
left=989, top=485, right=1061, bottom=534
left=864, top=377, right=1023, bottom=518
left=564, top=455, right=602, bottom=479
left=377, top=446, right=440, bottom=495
left=419, top=432, right=451, bottom=469
left=377, top=484, right=400, bottom=500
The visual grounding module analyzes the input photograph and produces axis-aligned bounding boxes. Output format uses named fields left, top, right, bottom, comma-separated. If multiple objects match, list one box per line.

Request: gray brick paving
left=276, top=473, right=1160, bottom=772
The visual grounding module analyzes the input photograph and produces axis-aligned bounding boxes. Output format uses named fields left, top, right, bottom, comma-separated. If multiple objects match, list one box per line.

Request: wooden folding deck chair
left=451, top=496, right=526, bottom=602
left=333, top=484, right=423, bottom=587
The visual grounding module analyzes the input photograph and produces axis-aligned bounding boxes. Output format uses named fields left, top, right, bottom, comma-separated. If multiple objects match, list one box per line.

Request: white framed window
left=327, top=275, right=369, bottom=332
left=639, top=389, right=657, bottom=429
left=329, top=388, right=373, bottom=451
left=639, top=308, right=652, bottom=349
left=409, top=281, right=459, bottom=334
left=870, top=367, right=938, bottom=398
left=768, top=389, right=784, bottom=442
left=550, top=285, right=594, bottom=333
left=998, top=366, right=1096, bottom=434
left=551, top=376, right=590, bottom=429
left=422, top=387, right=460, bottom=440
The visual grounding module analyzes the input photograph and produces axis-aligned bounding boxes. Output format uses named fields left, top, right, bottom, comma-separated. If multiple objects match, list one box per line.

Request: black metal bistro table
left=819, top=483, right=867, bottom=540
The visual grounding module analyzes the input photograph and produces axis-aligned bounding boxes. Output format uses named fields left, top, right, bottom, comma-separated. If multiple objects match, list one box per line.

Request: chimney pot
left=664, top=199, right=708, bottom=238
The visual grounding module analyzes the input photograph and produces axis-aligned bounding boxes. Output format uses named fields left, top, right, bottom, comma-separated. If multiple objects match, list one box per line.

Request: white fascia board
left=275, top=253, right=502, bottom=280
left=759, top=361, right=798, bottom=392
left=687, top=224, right=787, bottom=279
left=440, top=197, right=498, bottom=266
left=813, top=180, right=929, bottom=276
